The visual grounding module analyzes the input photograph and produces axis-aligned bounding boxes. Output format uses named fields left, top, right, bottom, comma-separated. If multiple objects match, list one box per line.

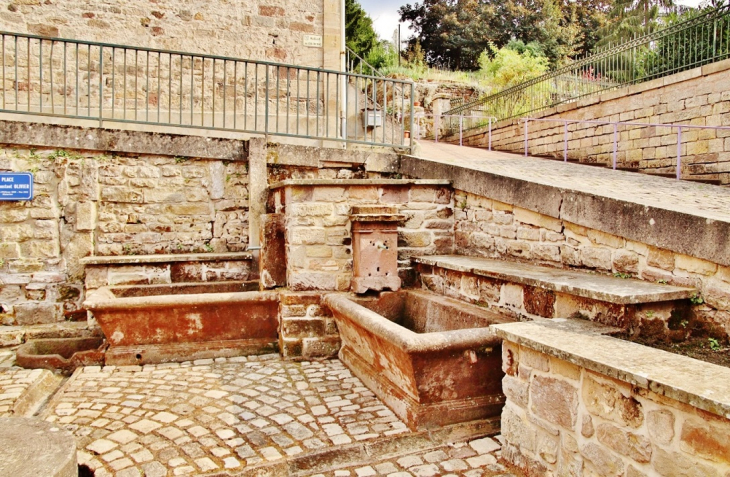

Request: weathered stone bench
left=491, top=319, right=730, bottom=476
left=412, top=255, right=697, bottom=335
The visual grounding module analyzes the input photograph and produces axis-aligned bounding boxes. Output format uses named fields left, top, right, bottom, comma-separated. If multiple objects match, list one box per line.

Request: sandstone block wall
left=500, top=340, right=730, bottom=476
left=0, top=145, right=250, bottom=326
left=0, top=0, right=335, bottom=67
left=274, top=182, right=454, bottom=292
left=279, top=291, right=340, bottom=360
left=455, top=59, right=730, bottom=183
left=450, top=189, right=730, bottom=338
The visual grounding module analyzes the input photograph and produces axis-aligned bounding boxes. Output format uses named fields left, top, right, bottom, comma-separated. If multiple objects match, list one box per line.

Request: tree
left=346, top=0, right=379, bottom=61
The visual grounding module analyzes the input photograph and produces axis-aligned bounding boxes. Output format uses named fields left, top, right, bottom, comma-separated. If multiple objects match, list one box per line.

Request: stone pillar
left=248, top=138, right=267, bottom=274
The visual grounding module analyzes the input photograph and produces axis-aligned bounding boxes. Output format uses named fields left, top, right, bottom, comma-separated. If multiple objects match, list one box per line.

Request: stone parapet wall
left=493, top=322, right=730, bottom=477
left=453, top=59, right=730, bottom=183
left=0, top=143, right=250, bottom=326
left=451, top=189, right=730, bottom=338
left=272, top=181, right=454, bottom=292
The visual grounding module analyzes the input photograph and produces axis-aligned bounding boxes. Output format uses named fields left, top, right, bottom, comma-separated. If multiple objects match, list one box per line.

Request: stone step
left=0, top=322, right=100, bottom=348
left=412, top=255, right=696, bottom=305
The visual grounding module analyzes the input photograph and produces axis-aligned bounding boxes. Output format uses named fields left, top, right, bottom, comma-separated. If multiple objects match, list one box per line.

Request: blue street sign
left=0, top=173, right=34, bottom=201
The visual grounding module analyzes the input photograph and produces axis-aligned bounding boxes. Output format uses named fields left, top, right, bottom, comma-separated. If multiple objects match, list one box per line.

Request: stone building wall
left=453, top=59, right=730, bottom=183
left=272, top=181, right=454, bottom=292
left=498, top=338, right=730, bottom=476
left=0, top=144, right=250, bottom=327
left=0, top=0, right=340, bottom=68
left=447, top=189, right=730, bottom=338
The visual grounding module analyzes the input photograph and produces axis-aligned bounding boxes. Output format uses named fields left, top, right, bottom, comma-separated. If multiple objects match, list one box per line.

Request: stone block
left=282, top=317, right=325, bottom=338
left=675, top=254, right=717, bottom=276
left=530, top=375, right=578, bottom=429
left=281, top=293, right=321, bottom=306
left=409, top=186, right=436, bottom=203
left=501, top=283, right=523, bottom=311
left=580, top=247, right=612, bottom=270
left=260, top=214, right=286, bottom=289
left=647, top=409, right=675, bottom=445
left=75, top=201, right=97, bottom=231
left=348, top=186, right=378, bottom=201
left=14, top=302, right=63, bottom=325
left=289, top=227, right=326, bottom=245
left=680, top=418, right=730, bottom=464
left=289, top=203, right=334, bottom=217
left=536, top=429, right=559, bottom=464
left=0, top=242, right=20, bottom=259
left=596, top=423, right=652, bottom=463
left=514, top=207, right=563, bottom=232
left=503, top=375, right=529, bottom=408
left=288, top=272, right=337, bottom=291
left=580, top=442, right=625, bottom=477
left=101, top=187, right=143, bottom=203
left=582, top=374, right=643, bottom=428
left=524, top=286, right=556, bottom=318
left=398, top=231, right=432, bottom=248
left=613, top=250, right=639, bottom=274
left=647, top=247, right=675, bottom=271
left=550, top=357, right=581, bottom=381
left=652, top=447, right=721, bottom=477
left=501, top=404, right=536, bottom=453
left=302, top=336, right=340, bottom=358
left=312, top=186, right=346, bottom=203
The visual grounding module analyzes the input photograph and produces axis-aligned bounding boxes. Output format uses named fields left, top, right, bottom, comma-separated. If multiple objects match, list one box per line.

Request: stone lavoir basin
left=324, top=289, right=516, bottom=430
left=83, top=281, right=279, bottom=365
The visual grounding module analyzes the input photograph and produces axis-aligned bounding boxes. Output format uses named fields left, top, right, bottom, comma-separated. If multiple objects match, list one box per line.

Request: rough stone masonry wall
left=456, top=59, right=730, bottom=183
left=500, top=340, right=730, bottom=476
left=450, top=189, right=730, bottom=338
left=0, top=145, right=249, bottom=327
left=0, top=0, right=334, bottom=67
left=277, top=183, right=454, bottom=292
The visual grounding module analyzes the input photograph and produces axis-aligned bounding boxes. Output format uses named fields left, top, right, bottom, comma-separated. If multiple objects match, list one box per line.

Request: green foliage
left=363, top=41, right=399, bottom=71
left=709, top=337, right=721, bottom=351
left=478, top=42, right=550, bottom=91
left=690, top=293, right=705, bottom=305
left=613, top=272, right=632, bottom=279
left=346, top=0, right=379, bottom=60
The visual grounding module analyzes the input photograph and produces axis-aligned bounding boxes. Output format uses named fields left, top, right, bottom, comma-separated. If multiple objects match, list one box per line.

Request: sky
left=356, top=0, right=706, bottom=42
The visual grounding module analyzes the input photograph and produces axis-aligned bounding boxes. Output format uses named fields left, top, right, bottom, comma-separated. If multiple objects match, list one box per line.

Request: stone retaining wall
left=450, top=189, right=730, bottom=338
left=453, top=59, right=730, bottom=183
left=0, top=144, right=250, bottom=326
left=494, top=324, right=730, bottom=477
left=279, top=291, right=340, bottom=360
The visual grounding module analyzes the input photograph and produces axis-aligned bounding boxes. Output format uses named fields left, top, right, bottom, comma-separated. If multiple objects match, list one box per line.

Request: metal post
left=98, top=46, right=103, bottom=127
left=676, top=126, right=682, bottom=180
left=612, top=123, right=618, bottom=170
left=409, top=81, right=414, bottom=152
left=459, top=116, right=463, bottom=147
left=523, top=120, right=528, bottom=157
left=488, top=118, right=492, bottom=151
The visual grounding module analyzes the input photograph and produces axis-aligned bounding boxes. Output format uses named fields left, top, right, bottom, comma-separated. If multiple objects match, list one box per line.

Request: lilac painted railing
left=519, top=117, right=730, bottom=180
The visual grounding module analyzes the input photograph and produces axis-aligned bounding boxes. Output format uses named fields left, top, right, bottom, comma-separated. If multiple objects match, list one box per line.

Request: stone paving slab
left=39, top=355, right=513, bottom=477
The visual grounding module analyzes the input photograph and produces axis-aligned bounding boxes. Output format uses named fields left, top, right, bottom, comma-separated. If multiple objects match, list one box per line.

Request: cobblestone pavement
left=415, top=141, right=730, bottom=221
left=0, top=366, right=49, bottom=415
left=29, top=355, right=516, bottom=477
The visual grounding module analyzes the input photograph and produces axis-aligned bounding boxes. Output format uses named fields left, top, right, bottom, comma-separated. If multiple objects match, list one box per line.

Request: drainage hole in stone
left=135, top=353, right=142, bottom=360
left=78, top=464, right=95, bottom=477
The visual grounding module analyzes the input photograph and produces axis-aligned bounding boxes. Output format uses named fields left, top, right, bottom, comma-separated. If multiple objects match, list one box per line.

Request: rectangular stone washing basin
left=84, top=281, right=279, bottom=365
left=324, top=289, right=515, bottom=430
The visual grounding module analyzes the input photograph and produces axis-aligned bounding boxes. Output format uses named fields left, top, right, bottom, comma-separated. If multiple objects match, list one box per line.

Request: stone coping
left=80, top=252, right=254, bottom=265
left=269, top=179, right=451, bottom=189
left=413, top=255, right=696, bottom=304
left=491, top=320, right=730, bottom=420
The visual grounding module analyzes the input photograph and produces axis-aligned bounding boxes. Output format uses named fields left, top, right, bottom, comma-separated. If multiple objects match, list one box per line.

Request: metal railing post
left=98, top=46, right=103, bottom=127
left=677, top=126, right=682, bottom=180
left=488, top=117, right=493, bottom=151
left=409, top=82, right=414, bottom=152
left=612, top=123, right=618, bottom=170
left=524, top=119, right=529, bottom=157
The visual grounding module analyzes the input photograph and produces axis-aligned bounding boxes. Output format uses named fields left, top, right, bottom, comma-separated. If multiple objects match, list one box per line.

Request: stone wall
left=279, top=291, right=340, bottom=360
left=0, top=143, right=250, bottom=327
left=449, top=189, right=730, bottom=338
left=0, top=0, right=340, bottom=68
left=453, top=59, right=730, bottom=183
left=496, top=330, right=730, bottom=477
left=272, top=181, right=454, bottom=292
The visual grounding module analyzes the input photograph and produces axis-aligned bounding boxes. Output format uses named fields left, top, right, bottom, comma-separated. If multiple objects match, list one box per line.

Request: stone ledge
left=413, top=255, right=696, bottom=304
left=269, top=179, right=451, bottom=189
left=491, top=320, right=730, bottom=420
left=80, top=252, right=254, bottom=265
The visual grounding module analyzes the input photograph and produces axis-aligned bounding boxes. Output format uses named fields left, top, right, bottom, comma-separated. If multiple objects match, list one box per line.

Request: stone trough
left=83, top=281, right=279, bottom=365
left=16, top=337, right=106, bottom=375
left=324, top=289, right=515, bottom=430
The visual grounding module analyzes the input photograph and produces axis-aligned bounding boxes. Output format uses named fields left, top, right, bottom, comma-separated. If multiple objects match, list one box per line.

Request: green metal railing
left=0, top=32, right=414, bottom=149
left=444, top=2, right=730, bottom=132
